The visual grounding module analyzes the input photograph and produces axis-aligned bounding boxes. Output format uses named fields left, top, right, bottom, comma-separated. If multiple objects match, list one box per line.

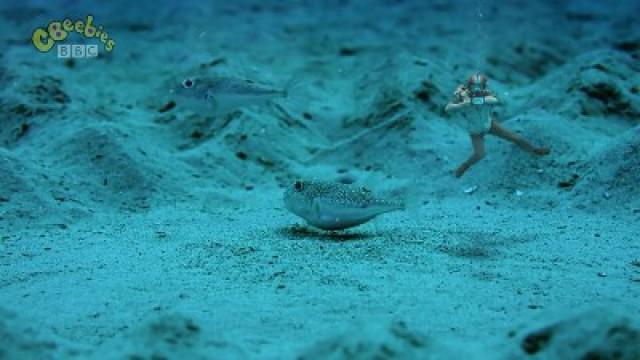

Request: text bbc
left=57, top=44, right=99, bottom=58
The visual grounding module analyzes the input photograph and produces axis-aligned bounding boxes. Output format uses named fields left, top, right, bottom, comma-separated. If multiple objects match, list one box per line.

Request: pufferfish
left=283, top=180, right=409, bottom=231
left=170, top=75, right=295, bottom=115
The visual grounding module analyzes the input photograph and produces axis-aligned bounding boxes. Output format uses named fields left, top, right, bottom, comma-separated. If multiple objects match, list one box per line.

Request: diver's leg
left=455, top=134, right=486, bottom=178
left=489, top=121, right=550, bottom=155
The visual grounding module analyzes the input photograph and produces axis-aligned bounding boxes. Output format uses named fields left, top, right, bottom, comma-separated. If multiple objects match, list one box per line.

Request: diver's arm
left=483, top=94, right=499, bottom=104
left=445, top=87, right=471, bottom=112
left=481, top=89, right=499, bottom=105
left=445, top=97, right=470, bottom=112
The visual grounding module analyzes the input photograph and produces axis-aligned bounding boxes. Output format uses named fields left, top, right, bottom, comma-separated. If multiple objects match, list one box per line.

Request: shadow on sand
left=276, top=225, right=375, bottom=241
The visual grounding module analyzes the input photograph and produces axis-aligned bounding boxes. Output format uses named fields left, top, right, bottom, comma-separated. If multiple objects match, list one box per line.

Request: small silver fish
left=283, top=180, right=406, bottom=231
left=171, top=76, right=289, bottom=115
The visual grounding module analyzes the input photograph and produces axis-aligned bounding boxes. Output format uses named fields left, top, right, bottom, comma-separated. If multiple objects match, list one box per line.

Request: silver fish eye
left=182, top=78, right=195, bottom=88
left=294, top=180, right=304, bottom=191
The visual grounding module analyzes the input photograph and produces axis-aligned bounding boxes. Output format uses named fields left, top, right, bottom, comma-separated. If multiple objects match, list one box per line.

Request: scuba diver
left=444, top=72, right=550, bottom=178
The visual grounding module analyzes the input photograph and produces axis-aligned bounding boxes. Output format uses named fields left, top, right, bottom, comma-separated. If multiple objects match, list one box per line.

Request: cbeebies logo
left=32, top=15, right=115, bottom=54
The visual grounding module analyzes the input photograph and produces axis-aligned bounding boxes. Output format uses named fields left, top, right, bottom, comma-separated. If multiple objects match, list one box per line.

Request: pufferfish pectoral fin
left=312, top=198, right=338, bottom=223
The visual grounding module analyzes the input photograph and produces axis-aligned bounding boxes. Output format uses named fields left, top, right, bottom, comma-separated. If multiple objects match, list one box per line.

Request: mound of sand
left=506, top=50, right=640, bottom=122
left=94, top=313, right=246, bottom=360
left=0, top=148, right=84, bottom=229
left=0, top=307, right=89, bottom=359
left=297, top=319, right=469, bottom=360
left=46, top=124, right=166, bottom=211
left=505, top=307, right=640, bottom=360
left=0, top=73, right=70, bottom=147
left=297, top=307, right=640, bottom=360
left=571, top=125, right=640, bottom=212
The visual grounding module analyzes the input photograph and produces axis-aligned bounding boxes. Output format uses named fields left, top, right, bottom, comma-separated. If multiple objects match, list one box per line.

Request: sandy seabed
left=1, top=0, right=639, bottom=359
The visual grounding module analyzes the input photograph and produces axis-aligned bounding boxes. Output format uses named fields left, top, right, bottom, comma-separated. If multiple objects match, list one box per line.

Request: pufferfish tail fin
left=366, top=175, right=424, bottom=225
left=401, top=179, right=423, bottom=225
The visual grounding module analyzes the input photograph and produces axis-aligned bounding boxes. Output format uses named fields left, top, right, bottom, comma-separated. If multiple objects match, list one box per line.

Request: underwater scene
left=1, top=0, right=639, bottom=358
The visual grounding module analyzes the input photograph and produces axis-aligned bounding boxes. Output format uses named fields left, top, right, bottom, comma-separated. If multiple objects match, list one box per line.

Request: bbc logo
left=57, top=44, right=98, bottom=58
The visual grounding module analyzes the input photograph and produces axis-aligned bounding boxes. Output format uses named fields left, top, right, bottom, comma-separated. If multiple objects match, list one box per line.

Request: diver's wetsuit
left=453, top=97, right=493, bottom=135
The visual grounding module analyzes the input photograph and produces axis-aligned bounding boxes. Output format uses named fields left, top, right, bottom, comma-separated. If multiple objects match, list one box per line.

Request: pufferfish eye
left=181, top=78, right=195, bottom=88
left=294, top=180, right=304, bottom=191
